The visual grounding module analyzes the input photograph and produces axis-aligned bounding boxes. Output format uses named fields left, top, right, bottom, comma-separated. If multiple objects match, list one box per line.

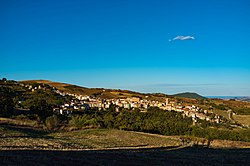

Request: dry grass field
left=1, top=123, right=250, bottom=165
left=233, top=115, right=250, bottom=127
left=0, top=125, right=181, bottom=150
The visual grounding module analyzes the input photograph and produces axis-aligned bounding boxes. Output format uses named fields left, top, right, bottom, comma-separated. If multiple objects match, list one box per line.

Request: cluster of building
left=20, top=83, right=50, bottom=92
left=161, top=101, right=222, bottom=124
left=53, top=90, right=224, bottom=124
left=19, top=82, right=224, bottom=124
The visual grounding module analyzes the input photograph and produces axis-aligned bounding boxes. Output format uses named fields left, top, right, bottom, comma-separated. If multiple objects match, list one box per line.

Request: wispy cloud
left=169, top=36, right=195, bottom=41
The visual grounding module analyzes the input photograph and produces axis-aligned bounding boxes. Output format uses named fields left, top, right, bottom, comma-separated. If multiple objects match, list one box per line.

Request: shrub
left=45, top=115, right=59, bottom=130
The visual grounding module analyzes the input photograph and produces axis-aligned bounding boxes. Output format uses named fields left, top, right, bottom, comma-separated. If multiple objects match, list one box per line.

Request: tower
left=166, top=98, right=169, bottom=105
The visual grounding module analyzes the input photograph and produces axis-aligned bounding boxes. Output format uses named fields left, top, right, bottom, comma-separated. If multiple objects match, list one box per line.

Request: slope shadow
left=0, top=146, right=249, bottom=166
left=0, top=124, right=52, bottom=139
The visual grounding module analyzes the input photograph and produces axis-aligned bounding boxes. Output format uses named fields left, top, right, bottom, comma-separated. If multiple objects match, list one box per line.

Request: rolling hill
left=172, top=92, right=206, bottom=99
left=17, top=79, right=250, bottom=116
left=20, top=80, right=171, bottom=101
left=21, top=80, right=208, bottom=101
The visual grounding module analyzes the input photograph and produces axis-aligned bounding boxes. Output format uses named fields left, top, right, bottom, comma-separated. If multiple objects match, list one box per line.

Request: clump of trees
left=0, top=84, right=14, bottom=117
left=68, top=107, right=193, bottom=136
left=0, top=96, right=14, bottom=117
left=67, top=106, right=250, bottom=142
left=190, top=126, right=250, bottom=142
left=29, top=99, right=53, bottom=121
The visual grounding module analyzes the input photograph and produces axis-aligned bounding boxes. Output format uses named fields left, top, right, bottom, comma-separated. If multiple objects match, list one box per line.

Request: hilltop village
left=55, top=91, right=223, bottom=124
left=20, top=82, right=224, bottom=125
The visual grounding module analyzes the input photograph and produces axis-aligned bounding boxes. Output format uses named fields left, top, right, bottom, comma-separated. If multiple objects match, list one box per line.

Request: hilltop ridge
left=16, top=79, right=250, bottom=124
left=21, top=80, right=170, bottom=101
left=21, top=80, right=206, bottom=100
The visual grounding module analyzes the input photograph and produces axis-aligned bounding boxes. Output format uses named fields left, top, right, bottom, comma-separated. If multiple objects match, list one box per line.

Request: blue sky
left=1, top=0, right=250, bottom=96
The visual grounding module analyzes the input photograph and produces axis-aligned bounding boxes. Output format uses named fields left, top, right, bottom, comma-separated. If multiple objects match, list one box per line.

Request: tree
left=0, top=96, right=14, bottom=117
left=30, top=99, right=53, bottom=121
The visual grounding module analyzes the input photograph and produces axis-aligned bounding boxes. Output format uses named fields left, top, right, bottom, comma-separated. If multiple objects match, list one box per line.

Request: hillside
left=19, top=80, right=250, bottom=116
left=20, top=80, right=170, bottom=101
left=3, top=79, right=250, bottom=128
left=172, top=92, right=206, bottom=99
left=20, top=80, right=209, bottom=101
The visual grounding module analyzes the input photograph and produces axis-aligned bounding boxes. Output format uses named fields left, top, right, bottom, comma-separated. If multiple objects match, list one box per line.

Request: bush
left=69, top=115, right=85, bottom=128
left=45, top=115, right=59, bottom=130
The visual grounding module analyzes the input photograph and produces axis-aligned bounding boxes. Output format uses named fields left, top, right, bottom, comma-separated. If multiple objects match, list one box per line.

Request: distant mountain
left=235, top=97, right=250, bottom=102
left=172, top=92, right=206, bottom=99
left=206, top=96, right=250, bottom=102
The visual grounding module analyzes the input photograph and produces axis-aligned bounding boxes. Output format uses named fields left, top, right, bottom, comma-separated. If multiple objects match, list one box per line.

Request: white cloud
left=169, top=36, right=195, bottom=41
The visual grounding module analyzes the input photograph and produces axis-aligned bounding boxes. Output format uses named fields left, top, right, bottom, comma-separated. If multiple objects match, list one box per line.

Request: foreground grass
left=0, top=117, right=180, bottom=150
left=0, top=125, right=180, bottom=150
left=1, top=123, right=250, bottom=150
left=1, top=124, right=250, bottom=165
left=50, top=129, right=180, bottom=149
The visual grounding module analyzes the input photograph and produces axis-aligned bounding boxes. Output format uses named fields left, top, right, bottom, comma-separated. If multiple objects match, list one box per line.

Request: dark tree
left=30, top=99, right=53, bottom=121
left=0, top=96, right=14, bottom=117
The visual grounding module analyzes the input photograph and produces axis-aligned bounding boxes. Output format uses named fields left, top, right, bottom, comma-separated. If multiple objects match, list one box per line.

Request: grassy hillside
left=233, top=115, right=250, bottom=127
left=20, top=80, right=250, bottom=116
left=20, top=80, right=170, bottom=101
left=209, top=98, right=250, bottom=115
